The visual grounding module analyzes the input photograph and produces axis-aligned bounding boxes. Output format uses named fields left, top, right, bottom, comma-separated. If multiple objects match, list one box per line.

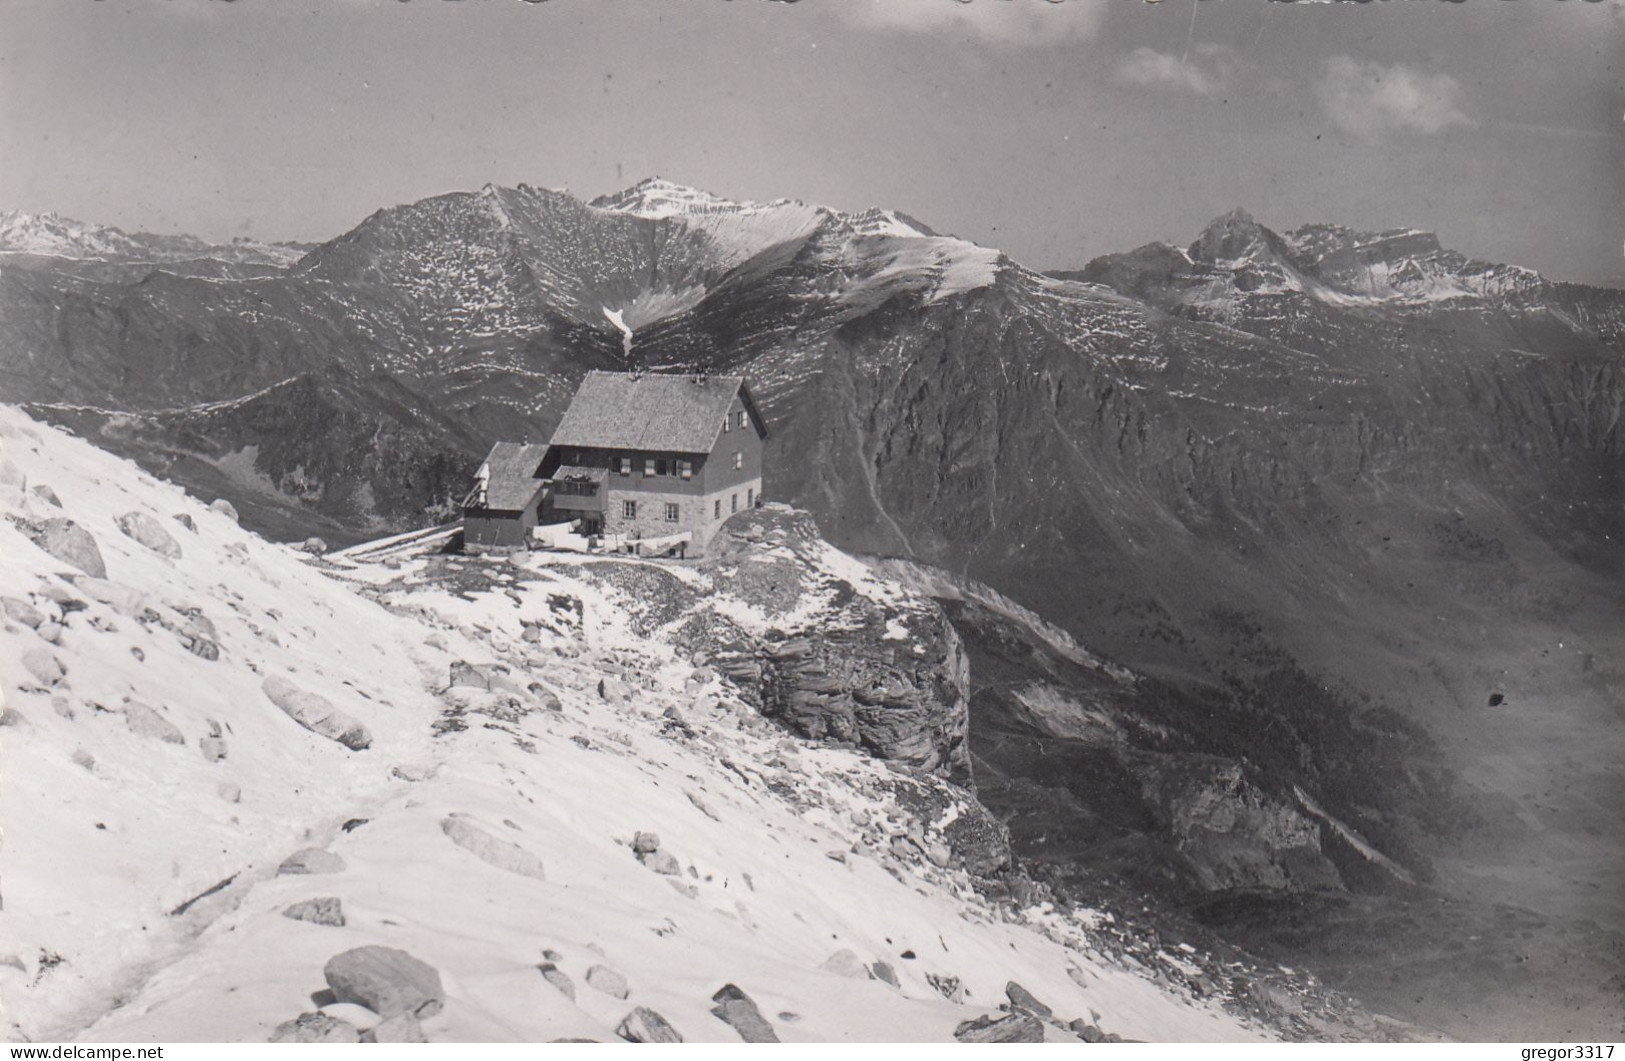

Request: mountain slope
left=1, top=406, right=1286, bottom=1044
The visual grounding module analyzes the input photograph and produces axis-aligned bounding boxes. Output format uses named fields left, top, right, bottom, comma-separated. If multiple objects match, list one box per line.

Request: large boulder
left=283, top=897, right=346, bottom=927
left=617, top=1007, right=682, bottom=1043
left=262, top=676, right=371, bottom=751
left=209, top=498, right=239, bottom=523
left=74, top=577, right=147, bottom=617
left=954, top=1013, right=1045, bottom=1043
left=323, top=946, right=444, bottom=1019
left=123, top=701, right=184, bottom=745
left=538, top=962, right=575, bottom=1001
left=2, top=597, right=46, bottom=628
left=585, top=964, right=629, bottom=999
left=440, top=817, right=546, bottom=880
left=116, top=511, right=182, bottom=559
left=819, top=949, right=870, bottom=979
left=1004, top=981, right=1053, bottom=1018
left=20, top=649, right=65, bottom=687
left=20, top=518, right=106, bottom=578
left=710, top=984, right=779, bottom=1043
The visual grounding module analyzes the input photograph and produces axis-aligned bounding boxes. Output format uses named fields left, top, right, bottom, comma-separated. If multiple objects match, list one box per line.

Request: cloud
left=1315, top=56, right=1473, bottom=141
left=835, top=0, right=1106, bottom=47
left=1115, top=43, right=1235, bottom=96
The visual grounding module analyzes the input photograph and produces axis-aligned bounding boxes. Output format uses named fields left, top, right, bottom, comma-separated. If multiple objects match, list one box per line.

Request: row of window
left=607, top=453, right=745, bottom=477
left=613, top=456, right=693, bottom=479
left=620, top=487, right=757, bottom=524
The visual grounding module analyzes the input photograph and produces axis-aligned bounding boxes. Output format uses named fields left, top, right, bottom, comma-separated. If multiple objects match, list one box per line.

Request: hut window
left=737, top=410, right=747, bottom=430
left=679, top=460, right=693, bottom=480
left=623, top=500, right=637, bottom=519
left=644, top=457, right=656, bottom=477
left=731, top=493, right=739, bottom=513
left=722, top=416, right=730, bottom=433
left=747, top=487, right=755, bottom=507
left=665, top=503, right=679, bottom=522
left=714, top=499, right=722, bottom=519
left=618, top=457, right=631, bottom=476
left=733, top=451, right=743, bottom=471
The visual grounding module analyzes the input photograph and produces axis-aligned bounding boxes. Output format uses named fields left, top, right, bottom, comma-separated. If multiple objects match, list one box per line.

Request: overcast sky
left=3, top=0, right=1621, bottom=284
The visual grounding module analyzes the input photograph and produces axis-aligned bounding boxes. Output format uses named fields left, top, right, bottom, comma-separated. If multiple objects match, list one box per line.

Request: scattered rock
left=631, top=831, right=661, bottom=854
left=1005, top=980, right=1053, bottom=1019
left=36, top=620, right=63, bottom=644
left=2, top=597, right=46, bottom=628
left=283, top=897, right=346, bottom=927
left=21, top=648, right=65, bottom=687
left=323, top=945, right=444, bottom=1019
left=32, top=484, right=62, bottom=508
left=441, top=817, right=546, bottom=880
left=710, top=984, right=779, bottom=1043
left=871, top=961, right=900, bottom=988
left=123, top=701, right=184, bottom=745
left=269, top=1012, right=360, bottom=1043
left=1070, top=1021, right=1107, bottom=1043
left=262, top=676, right=371, bottom=751
left=954, top=1013, right=1044, bottom=1043
left=51, top=696, right=73, bottom=720
left=820, top=948, right=871, bottom=979
left=538, top=962, right=575, bottom=1001
left=585, top=964, right=630, bottom=999
left=116, top=511, right=182, bottom=559
left=20, top=518, right=105, bottom=578
left=129, top=647, right=145, bottom=663
left=361, top=1013, right=425, bottom=1043
left=210, top=498, right=239, bottom=523
left=186, top=637, right=221, bottom=661
left=927, top=973, right=965, bottom=1003
left=616, top=1007, right=682, bottom=1044
left=598, top=677, right=631, bottom=705
left=218, top=781, right=242, bottom=803
left=71, top=748, right=95, bottom=771
left=301, top=537, right=329, bottom=556
left=200, top=736, right=228, bottom=762
left=173, top=513, right=197, bottom=532
left=278, top=848, right=346, bottom=876
left=0, top=708, right=29, bottom=729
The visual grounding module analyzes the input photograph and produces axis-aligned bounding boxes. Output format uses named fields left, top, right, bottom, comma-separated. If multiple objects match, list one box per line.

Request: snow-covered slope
left=0, top=406, right=1267, bottom=1044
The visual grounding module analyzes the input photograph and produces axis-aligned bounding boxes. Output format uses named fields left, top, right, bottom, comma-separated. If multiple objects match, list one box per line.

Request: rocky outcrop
left=1130, top=753, right=1343, bottom=894
left=690, top=509, right=972, bottom=785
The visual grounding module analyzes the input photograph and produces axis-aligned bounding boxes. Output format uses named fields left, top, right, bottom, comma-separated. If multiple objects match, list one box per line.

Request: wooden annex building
left=460, top=371, right=767, bottom=557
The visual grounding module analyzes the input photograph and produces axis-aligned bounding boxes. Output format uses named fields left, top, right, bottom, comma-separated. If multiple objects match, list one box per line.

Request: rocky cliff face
left=648, top=507, right=978, bottom=783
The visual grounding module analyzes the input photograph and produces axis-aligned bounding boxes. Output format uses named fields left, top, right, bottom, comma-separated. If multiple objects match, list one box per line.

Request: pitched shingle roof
left=464, top=441, right=550, bottom=511
left=549, top=371, right=764, bottom=454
